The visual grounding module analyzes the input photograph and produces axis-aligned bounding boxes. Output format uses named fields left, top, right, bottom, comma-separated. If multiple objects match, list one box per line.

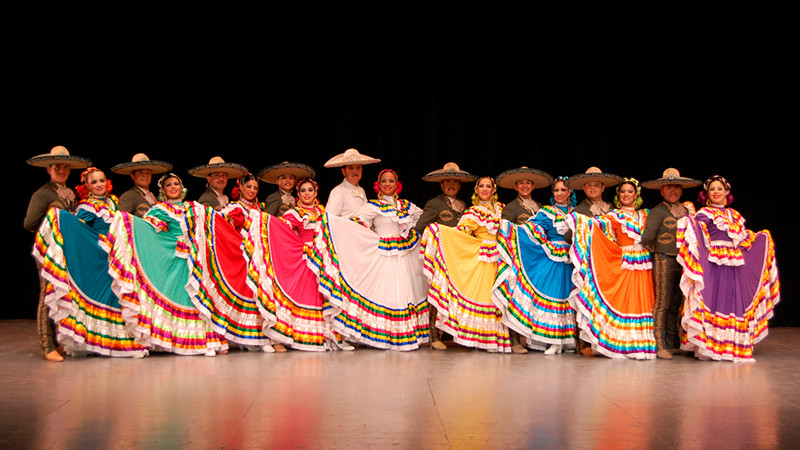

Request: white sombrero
left=567, top=166, right=623, bottom=190
left=323, top=148, right=381, bottom=168
left=421, top=162, right=478, bottom=182
left=257, top=161, right=316, bottom=184
left=188, top=156, right=248, bottom=178
left=641, top=168, right=702, bottom=189
left=27, top=146, right=92, bottom=169
left=496, top=166, right=554, bottom=189
left=111, top=153, right=173, bottom=175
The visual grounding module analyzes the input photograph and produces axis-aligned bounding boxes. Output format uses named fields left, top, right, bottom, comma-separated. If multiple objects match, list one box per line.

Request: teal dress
left=32, top=195, right=147, bottom=357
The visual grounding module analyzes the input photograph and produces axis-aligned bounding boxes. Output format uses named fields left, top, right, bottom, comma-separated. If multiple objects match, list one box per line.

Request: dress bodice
left=604, top=208, right=651, bottom=270
left=356, top=197, right=422, bottom=237
left=531, top=204, right=571, bottom=242
left=693, top=206, right=754, bottom=266
left=283, top=204, right=325, bottom=244
left=220, top=200, right=263, bottom=232
left=457, top=203, right=503, bottom=240
left=76, top=195, right=119, bottom=235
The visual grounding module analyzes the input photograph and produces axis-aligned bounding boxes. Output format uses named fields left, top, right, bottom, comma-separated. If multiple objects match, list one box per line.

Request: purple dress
left=676, top=206, right=780, bottom=362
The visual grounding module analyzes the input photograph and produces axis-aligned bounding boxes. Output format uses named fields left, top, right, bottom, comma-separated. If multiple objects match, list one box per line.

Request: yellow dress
left=421, top=202, right=511, bottom=352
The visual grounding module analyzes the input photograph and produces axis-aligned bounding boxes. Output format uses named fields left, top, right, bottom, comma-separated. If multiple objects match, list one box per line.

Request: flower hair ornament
left=613, top=178, right=643, bottom=209
left=76, top=166, right=113, bottom=199
left=471, top=176, right=498, bottom=206
left=549, top=175, right=577, bottom=207
left=698, top=174, right=734, bottom=206
left=295, top=178, right=320, bottom=206
left=373, top=169, right=403, bottom=198
left=157, top=172, right=188, bottom=201
left=231, top=173, right=258, bottom=201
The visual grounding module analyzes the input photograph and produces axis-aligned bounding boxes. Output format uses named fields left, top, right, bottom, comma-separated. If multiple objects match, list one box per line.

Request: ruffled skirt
left=493, top=220, right=576, bottom=350
left=421, top=223, right=510, bottom=352
left=309, top=213, right=429, bottom=350
left=677, top=216, right=780, bottom=362
left=33, top=208, right=146, bottom=357
left=187, top=205, right=272, bottom=347
left=107, top=211, right=227, bottom=355
left=247, top=212, right=336, bottom=351
left=568, top=214, right=656, bottom=359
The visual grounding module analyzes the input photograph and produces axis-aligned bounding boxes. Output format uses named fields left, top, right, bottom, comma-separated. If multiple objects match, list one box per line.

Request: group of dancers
left=25, top=146, right=780, bottom=363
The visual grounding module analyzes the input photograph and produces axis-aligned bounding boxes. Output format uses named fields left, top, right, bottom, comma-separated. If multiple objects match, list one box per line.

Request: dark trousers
left=652, top=253, right=683, bottom=350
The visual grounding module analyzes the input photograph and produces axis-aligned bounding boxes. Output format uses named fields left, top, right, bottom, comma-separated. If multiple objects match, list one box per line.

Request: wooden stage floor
left=2, top=319, right=799, bottom=449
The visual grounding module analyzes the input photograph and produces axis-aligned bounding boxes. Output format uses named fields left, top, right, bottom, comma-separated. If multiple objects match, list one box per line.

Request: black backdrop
left=9, top=36, right=796, bottom=325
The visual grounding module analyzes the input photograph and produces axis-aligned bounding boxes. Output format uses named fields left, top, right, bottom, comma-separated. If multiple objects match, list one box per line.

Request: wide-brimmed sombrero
left=188, top=156, right=248, bottom=178
left=257, top=161, right=316, bottom=184
left=641, top=168, right=702, bottom=189
left=421, top=162, right=478, bottom=182
left=567, top=166, right=623, bottom=190
left=111, top=153, right=173, bottom=175
left=27, top=146, right=92, bottom=169
left=496, top=166, right=554, bottom=189
left=323, top=148, right=381, bottom=168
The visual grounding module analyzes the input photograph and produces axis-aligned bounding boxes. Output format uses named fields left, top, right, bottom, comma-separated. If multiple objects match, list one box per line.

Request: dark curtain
left=10, top=38, right=796, bottom=325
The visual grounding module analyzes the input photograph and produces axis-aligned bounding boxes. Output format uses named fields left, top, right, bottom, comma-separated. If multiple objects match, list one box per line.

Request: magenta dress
left=246, top=204, right=337, bottom=351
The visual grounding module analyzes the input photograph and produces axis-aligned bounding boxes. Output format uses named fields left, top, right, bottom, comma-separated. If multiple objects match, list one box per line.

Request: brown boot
left=430, top=340, right=447, bottom=351
left=657, top=349, right=673, bottom=360
left=45, top=350, right=64, bottom=362
left=509, top=330, right=528, bottom=354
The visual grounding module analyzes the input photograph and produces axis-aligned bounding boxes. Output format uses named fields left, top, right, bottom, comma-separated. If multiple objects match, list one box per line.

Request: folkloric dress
left=677, top=206, right=780, bottom=362
left=310, top=195, right=430, bottom=350
left=422, top=202, right=511, bottom=353
left=107, top=201, right=227, bottom=355
left=33, top=195, right=147, bottom=357
left=246, top=203, right=338, bottom=351
left=493, top=204, right=576, bottom=351
left=188, top=200, right=274, bottom=349
left=567, top=208, right=657, bottom=359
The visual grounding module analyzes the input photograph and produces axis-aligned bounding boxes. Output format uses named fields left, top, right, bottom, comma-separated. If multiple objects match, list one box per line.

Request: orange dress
left=568, top=208, right=657, bottom=359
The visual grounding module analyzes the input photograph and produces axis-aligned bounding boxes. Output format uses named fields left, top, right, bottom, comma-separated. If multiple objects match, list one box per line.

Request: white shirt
left=326, top=179, right=367, bottom=218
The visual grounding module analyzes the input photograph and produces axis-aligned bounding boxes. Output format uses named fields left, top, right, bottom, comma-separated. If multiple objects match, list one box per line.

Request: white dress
left=310, top=195, right=430, bottom=350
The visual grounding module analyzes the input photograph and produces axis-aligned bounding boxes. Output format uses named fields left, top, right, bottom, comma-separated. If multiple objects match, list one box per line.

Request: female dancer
left=33, top=167, right=147, bottom=358
left=190, top=173, right=277, bottom=352
left=422, top=176, right=511, bottom=353
left=247, top=178, right=338, bottom=351
left=677, top=175, right=780, bottom=362
left=108, top=173, right=227, bottom=356
left=568, top=178, right=657, bottom=360
left=221, top=173, right=265, bottom=231
left=311, top=169, right=430, bottom=350
left=493, top=176, right=577, bottom=355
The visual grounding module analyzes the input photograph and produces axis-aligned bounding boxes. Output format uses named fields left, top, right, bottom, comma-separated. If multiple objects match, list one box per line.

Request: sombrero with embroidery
left=567, top=166, right=623, bottom=190
left=323, top=148, right=381, bottom=168
left=27, top=146, right=92, bottom=169
left=421, top=162, right=478, bottom=182
left=257, top=161, right=316, bottom=184
left=111, top=153, right=173, bottom=175
left=496, top=166, right=554, bottom=189
left=641, top=168, right=702, bottom=189
left=188, top=156, right=248, bottom=178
